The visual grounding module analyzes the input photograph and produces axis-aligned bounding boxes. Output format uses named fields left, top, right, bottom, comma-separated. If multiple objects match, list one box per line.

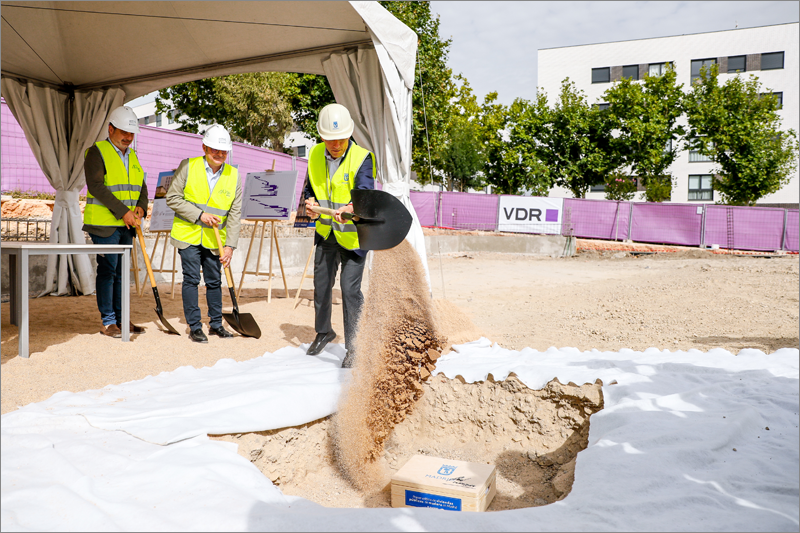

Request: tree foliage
left=683, top=64, right=798, bottom=205
left=604, top=65, right=684, bottom=202
left=380, top=1, right=456, bottom=186
left=156, top=73, right=296, bottom=151
left=438, top=76, right=485, bottom=191
left=534, top=79, right=622, bottom=198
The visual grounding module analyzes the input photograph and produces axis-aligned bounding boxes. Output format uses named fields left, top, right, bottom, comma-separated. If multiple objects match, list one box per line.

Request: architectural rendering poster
left=497, top=196, right=564, bottom=235
left=148, top=171, right=175, bottom=232
left=241, top=171, right=298, bottom=220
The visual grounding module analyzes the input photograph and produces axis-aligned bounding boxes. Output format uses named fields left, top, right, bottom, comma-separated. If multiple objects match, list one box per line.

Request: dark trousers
left=178, top=245, right=223, bottom=332
left=90, top=227, right=135, bottom=326
left=314, top=233, right=366, bottom=351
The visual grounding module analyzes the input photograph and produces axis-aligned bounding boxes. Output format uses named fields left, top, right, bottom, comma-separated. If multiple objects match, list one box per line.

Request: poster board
left=149, top=171, right=176, bottom=232
left=497, top=196, right=564, bottom=235
left=241, top=171, right=298, bottom=220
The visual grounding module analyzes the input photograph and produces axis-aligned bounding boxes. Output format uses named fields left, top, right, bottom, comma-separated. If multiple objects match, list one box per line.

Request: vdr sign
left=497, top=196, right=563, bottom=235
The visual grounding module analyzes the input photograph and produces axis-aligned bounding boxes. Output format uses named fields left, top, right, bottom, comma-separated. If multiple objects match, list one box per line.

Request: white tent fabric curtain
left=1, top=77, right=125, bottom=296
left=323, top=44, right=431, bottom=288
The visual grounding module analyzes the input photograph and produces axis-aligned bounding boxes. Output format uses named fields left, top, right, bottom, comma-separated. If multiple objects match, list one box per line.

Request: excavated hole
left=212, top=373, right=603, bottom=511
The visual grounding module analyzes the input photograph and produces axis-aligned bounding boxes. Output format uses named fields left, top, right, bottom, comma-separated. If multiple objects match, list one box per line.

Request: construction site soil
left=2, top=205, right=797, bottom=510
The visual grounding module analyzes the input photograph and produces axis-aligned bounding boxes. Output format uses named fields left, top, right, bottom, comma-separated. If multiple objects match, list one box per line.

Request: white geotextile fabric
left=1, top=77, right=125, bottom=296
left=2, top=340, right=798, bottom=532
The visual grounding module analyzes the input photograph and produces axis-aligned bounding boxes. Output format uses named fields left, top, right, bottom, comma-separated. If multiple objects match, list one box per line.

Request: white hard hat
left=108, top=106, right=140, bottom=134
left=316, top=103, right=354, bottom=140
left=202, top=124, right=232, bottom=151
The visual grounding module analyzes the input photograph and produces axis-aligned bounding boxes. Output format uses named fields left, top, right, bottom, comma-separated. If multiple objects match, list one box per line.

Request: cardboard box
left=390, top=455, right=496, bottom=512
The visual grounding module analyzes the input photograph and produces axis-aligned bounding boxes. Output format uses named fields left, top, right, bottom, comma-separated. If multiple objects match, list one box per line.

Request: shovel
left=307, top=189, right=412, bottom=251
left=134, top=223, right=180, bottom=335
left=213, top=225, right=262, bottom=339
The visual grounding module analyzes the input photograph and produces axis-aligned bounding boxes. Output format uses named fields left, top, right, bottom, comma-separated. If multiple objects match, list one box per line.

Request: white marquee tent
left=1, top=1, right=430, bottom=296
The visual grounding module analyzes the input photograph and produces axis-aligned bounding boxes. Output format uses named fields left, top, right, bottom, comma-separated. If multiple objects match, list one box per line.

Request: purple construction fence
left=438, top=191, right=498, bottom=231
left=563, top=199, right=631, bottom=240
left=410, top=190, right=436, bottom=227
left=0, top=99, right=308, bottom=203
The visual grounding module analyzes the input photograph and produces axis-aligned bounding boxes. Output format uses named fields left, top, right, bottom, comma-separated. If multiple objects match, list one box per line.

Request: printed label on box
left=405, top=490, right=462, bottom=511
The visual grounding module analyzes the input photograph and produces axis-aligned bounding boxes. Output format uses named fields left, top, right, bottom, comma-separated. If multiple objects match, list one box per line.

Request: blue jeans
left=89, top=227, right=134, bottom=326
left=178, top=245, right=223, bottom=332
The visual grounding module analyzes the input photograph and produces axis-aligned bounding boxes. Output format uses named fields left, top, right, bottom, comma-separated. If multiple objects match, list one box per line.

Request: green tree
left=380, top=1, right=456, bottom=186
left=281, top=73, right=335, bottom=141
left=683, top=63, right=799, bottom=205
left=156, top=73, right=295, bottom=151
left=604, top=65, right=685, bottom=202
left=534, top=79, right=622, bottom=198
left=439, top=76, right=485, bottom=191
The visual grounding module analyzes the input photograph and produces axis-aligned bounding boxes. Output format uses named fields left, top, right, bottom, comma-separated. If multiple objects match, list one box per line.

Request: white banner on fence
left=497, top=196, right=564, bottom=235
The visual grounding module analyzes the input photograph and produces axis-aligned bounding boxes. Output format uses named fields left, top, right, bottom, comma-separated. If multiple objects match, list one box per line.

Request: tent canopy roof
left=1, top=1, right=414, bottom=100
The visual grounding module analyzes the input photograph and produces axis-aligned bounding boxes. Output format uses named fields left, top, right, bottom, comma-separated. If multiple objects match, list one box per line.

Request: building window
left=595, top=103, right=610, bottom=111
left=760, top=92, right=784, bottom=109
left=297, top=145, right=307, bottom=158
left=622, top=65, right=639, bottom=80
left=691, top=58, right=716, bottom=83
left=156, top=113, right=162, bottom=127
left=648, top=62, right=671, bottom=77
left=727, top=55, right=746, bottom=73
left=689, top=149, right=713, bottom=162
left=590, top=183, right=606, bottom=192
left=664, top=139, right=673, bottom=153
left=138, top=117, right=146, bottom=126
left=592, top=67, right=610, bottom=84
left=761, top=52, right=784, bottom=70
left=168, top=110, right=176, bottom=124
left=688, top=175, right=713, bottom=201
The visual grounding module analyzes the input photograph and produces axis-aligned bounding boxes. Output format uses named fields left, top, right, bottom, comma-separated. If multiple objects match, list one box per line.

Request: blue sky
left=430, top=1, right=799, bottom=105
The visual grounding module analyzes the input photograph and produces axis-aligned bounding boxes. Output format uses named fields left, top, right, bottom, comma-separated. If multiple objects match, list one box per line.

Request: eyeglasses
left=207, top=148, right=228, bottom=156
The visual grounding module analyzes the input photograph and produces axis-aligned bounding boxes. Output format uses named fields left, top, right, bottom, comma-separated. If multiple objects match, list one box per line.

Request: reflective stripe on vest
left=83, top=140, right=144, bottom=227
left=170, top=157, right=238, bottom=249
left=307, top=143, right=376, bottom=250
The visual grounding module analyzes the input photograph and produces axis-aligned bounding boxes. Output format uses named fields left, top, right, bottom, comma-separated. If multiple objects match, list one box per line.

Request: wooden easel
left=138, top=230, right=178, bottom=299
left=237, top=160, right=288, bottom=303
left=293, top=244, right=315, bottom=309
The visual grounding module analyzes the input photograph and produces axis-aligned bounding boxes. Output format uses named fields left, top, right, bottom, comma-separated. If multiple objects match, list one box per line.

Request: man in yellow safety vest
left=166, top=125, right=242, bottom=343
left=83, top=105, right=149, bottom=338
left=303, top=103, right=376, bottom=367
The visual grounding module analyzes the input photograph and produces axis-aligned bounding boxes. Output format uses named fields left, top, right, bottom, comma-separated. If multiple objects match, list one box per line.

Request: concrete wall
left=2, top=234, right=575, bottom=299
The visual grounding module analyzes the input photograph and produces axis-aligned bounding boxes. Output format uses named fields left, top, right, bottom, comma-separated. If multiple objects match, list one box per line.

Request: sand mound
left=332, top=240, right=446, bottom=492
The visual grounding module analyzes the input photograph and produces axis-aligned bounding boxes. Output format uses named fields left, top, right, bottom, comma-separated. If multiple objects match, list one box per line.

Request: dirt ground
left=2, top=244, right=798, bottom=510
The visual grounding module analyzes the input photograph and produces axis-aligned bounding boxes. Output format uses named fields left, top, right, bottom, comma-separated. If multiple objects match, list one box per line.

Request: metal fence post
left=781, top=208, right=788, bottom=251
left=627, top=202, right=634, bottom=241
left=700, top=204, right=707, bottom=248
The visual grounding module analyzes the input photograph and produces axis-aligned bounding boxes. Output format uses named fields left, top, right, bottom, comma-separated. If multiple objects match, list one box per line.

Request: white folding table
left=2, top=242, right=132, bottom=358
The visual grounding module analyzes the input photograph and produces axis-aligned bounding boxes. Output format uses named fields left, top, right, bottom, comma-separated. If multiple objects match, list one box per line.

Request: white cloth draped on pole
left=1, top=77, right=124, bottom=296
left=322, top=27, right=431, bottom=288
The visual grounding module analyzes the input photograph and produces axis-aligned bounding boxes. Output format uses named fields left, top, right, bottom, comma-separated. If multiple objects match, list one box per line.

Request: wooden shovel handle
left=212, top=225, right=235, bottom=287
left=135, top=223, right=158, bottom=288
left=306, top=205, right=358, bottom=221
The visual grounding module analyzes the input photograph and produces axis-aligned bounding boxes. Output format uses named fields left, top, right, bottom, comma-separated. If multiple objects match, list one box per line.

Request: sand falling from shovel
left=332, top=240, right=446, bottom=492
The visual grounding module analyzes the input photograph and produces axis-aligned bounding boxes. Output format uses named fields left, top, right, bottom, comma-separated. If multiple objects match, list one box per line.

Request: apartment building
left=538, top=22, right=799, bottom=206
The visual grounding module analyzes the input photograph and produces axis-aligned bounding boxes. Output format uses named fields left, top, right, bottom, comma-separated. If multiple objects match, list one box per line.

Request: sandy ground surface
left=2, top=245, right=798, bottom=510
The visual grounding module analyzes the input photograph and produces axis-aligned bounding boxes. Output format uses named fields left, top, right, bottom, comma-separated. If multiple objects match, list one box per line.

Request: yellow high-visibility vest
left=83, top=140, right=144, bottom=227
left=170, top=157, right=238, bottom=249
left=307, top=143, right=375, bottom=250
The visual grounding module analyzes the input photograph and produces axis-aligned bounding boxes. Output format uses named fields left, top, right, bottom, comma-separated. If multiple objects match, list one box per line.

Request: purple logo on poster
left=545, top=209, right=559, bottom=222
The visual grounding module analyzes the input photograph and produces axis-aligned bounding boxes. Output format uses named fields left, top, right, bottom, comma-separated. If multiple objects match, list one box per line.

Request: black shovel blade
left=350, top=189, right=413, bottom=251
left=152, top=287, right=180, bottom=335
left=222, top=288, right=262, bottom=339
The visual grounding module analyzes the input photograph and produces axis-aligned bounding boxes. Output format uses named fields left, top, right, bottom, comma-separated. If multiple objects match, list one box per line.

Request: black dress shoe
left=189, top=329, right=208, bottom=343
left=306, top=331, right=336, bottom=356
left=208, top=325, right=233, bottom=338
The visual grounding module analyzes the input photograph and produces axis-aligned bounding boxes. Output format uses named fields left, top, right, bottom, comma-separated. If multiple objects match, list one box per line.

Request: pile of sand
left=332, top=240, right=447, bottom=493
